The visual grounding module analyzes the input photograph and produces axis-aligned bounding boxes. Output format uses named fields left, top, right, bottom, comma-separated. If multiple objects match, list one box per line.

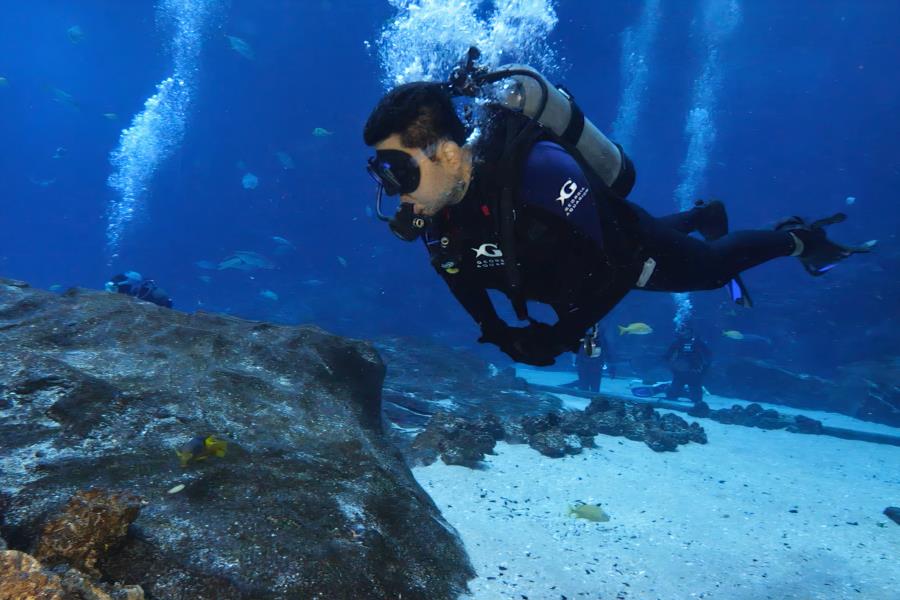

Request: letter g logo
left=556, top=179, right=577, bottom=205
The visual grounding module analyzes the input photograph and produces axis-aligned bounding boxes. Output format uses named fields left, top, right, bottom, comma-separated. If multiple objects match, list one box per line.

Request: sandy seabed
left=413, top=371, right=900, bottom=600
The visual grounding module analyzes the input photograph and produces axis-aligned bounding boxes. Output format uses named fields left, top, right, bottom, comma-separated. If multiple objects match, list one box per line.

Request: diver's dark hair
left=363, top=82, right=467, bottom=149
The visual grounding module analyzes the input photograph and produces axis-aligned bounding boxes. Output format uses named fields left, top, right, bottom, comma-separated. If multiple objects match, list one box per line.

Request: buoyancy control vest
left=439, top=48, right=645, bottom=322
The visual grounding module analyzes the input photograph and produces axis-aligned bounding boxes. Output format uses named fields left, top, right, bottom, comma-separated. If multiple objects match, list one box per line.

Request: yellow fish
left=722, top=330, right=744, bottom=340
left=176, top=435, right=228, bottom=467
left=568, top=503, right=610, bottom=522
left=618, top=322, right=653, bottom=336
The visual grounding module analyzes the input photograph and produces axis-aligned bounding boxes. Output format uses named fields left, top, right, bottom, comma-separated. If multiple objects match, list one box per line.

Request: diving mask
left=367, top=149, right=430, bottom=241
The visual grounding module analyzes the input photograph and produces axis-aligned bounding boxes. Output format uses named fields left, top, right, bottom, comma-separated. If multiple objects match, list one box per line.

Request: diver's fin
left=631, top=382, right=669, bottom=398
left=727, top=275, right=753, bottom=308
left=694, top=199, right=728, bottom=241
left=776, top=213, right=874, bottom=276
left=809, top=212, right=847, bottom=230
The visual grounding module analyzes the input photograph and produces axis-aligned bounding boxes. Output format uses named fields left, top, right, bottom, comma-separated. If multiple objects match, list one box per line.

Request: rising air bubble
left=105, top=0, right=221, bottom=259
left=376, top=0, right=560, bottom=88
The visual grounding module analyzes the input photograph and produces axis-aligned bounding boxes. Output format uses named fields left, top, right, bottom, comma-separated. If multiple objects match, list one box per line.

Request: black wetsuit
left=573, top=326, right=611, bottom=393
left=109, top=274, right=173, bottom=308
left=664, top=336, right=712, bottom=403
left=424, top=138, right=796, bottom=365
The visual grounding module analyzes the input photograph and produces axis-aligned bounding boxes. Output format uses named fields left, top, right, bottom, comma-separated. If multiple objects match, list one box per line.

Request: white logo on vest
left=556, top=179, right=577, bottom=205
left=555, top=179, right=587, bottom=216
left=472, top=242, right=505, bottom=268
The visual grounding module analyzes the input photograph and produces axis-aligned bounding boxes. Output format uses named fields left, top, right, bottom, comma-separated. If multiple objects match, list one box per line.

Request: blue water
left=1, top=0, right=898, bottom=376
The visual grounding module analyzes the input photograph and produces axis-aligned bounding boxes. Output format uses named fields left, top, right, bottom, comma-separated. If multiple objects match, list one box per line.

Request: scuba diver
left=363, top=48, right=875, bottom=366
left=563, top=323, right=613, bottom=393
left=663, top=327, right=712, bottom=404
left=105, top=271, right=173, bottom=308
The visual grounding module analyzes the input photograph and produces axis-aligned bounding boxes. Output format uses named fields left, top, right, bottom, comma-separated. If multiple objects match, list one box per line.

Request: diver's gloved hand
left=478, top=320, right=576, bottom=366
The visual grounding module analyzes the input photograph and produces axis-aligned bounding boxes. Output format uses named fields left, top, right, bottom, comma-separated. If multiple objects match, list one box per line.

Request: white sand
left=413, top=371, right=900, bottom=600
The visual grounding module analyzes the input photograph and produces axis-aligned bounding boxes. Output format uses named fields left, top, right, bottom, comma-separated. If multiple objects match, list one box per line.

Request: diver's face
left=374, top=134, right=466, bottom=216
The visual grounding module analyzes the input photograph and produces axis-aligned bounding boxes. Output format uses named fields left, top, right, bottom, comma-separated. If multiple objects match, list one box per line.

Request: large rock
left=706, top=357, right=900, bottom=427
left=829, top=358, right=900, bottom=427
left=0, top=279, right=473, bottom=599
left=705, top=358, right=835, bottom=410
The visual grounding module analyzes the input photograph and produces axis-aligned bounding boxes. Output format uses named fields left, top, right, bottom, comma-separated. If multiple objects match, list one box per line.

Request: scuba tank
left=448, top=47, right=626, bottom=188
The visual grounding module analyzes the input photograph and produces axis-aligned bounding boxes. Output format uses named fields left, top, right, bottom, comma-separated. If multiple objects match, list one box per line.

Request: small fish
left=49, top=86, right=80, bottom=111
left=618, top=322, right=653, bottom=336
left=337, top=256, right=348, bottom=267
left=194, top=260, right=217, bottom=270
left=272, top=236, right=296, bottom=255
left=49, top=284, right=63, bottom=292
left=102, top=112, right=118, bottom=121
left=275, top=151, right=295, bottom=170
left=723, top=330, right=772, bottom=344
left=260, top=289, right=279, bottom=301
left=242, top=172, right=258, bottom=189
left=29, top=176, right=57, bottom=188
left=225, top=34, right=255, bottom=60
left=312, top=127, right=333, bottom=137
left=568, top=503, right=610, bottom=522
left=845, top=196, right=856, bottom=206
left=52, top=146, right=67, bottom=159
left=167, top=484, right=185, bottom=494
left=176, top=435, right=228, bottom=467
left=217, top=250, right=275, bottom=271
left=66, top=25, right=85, bottom=44
left=0, top=77, right=8, bottom=87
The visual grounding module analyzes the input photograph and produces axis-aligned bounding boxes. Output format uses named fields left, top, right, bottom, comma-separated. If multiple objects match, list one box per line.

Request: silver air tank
left=488, top=64, right=623, bottom=187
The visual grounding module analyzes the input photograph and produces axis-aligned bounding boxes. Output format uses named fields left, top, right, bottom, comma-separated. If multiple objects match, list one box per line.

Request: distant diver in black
left=563, top=323, right=612, bottom=393
left=663, top=328, right=712, bottom=404
left=105, top=271, right=173, bottom=308
left=362, top=48, right=875, bottom=366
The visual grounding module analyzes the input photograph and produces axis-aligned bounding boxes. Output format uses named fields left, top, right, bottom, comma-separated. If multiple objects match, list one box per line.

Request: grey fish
left=218, top=250, right=275, bottom=271
left=226, top=35, right=255, bottom=60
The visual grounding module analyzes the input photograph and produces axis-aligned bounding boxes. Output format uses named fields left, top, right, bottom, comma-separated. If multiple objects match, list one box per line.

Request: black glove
left=478, top=320, right=577, bottom=366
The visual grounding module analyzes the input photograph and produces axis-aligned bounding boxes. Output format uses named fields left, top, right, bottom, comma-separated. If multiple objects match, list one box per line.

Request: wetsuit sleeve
left=698, top=340, right=712, bottom=367
left=597, top=328, right=612, bottom=363
left=437, top=272, right=502, bottom=331
left=663, top=341, right=678, bottom=361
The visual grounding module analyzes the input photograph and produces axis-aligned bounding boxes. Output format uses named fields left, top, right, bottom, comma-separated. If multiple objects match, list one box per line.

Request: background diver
left=105, top=271, right=173, bottom=308
left=663, top=327, right=713, bottom=405
left=562, top=322, right=613, bottom=393
left=363, top=53, right=875, bottom=366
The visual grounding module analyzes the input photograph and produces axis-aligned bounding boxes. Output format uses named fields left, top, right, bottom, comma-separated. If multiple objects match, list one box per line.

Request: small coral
left=35, top=488, right=143, bottom=576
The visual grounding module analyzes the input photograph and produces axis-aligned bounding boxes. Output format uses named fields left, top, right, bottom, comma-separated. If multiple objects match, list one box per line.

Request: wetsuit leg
left=666, top=373, right=687, bottom=399
left=584, top=361, right=603, bottom=392
left=631, top=204, right=795, bottom=291
left=686, top=373, right=703, bottom=403
left=655, top=208, right=702, bottom=234
left=576, top=357, right=590, bottom=390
